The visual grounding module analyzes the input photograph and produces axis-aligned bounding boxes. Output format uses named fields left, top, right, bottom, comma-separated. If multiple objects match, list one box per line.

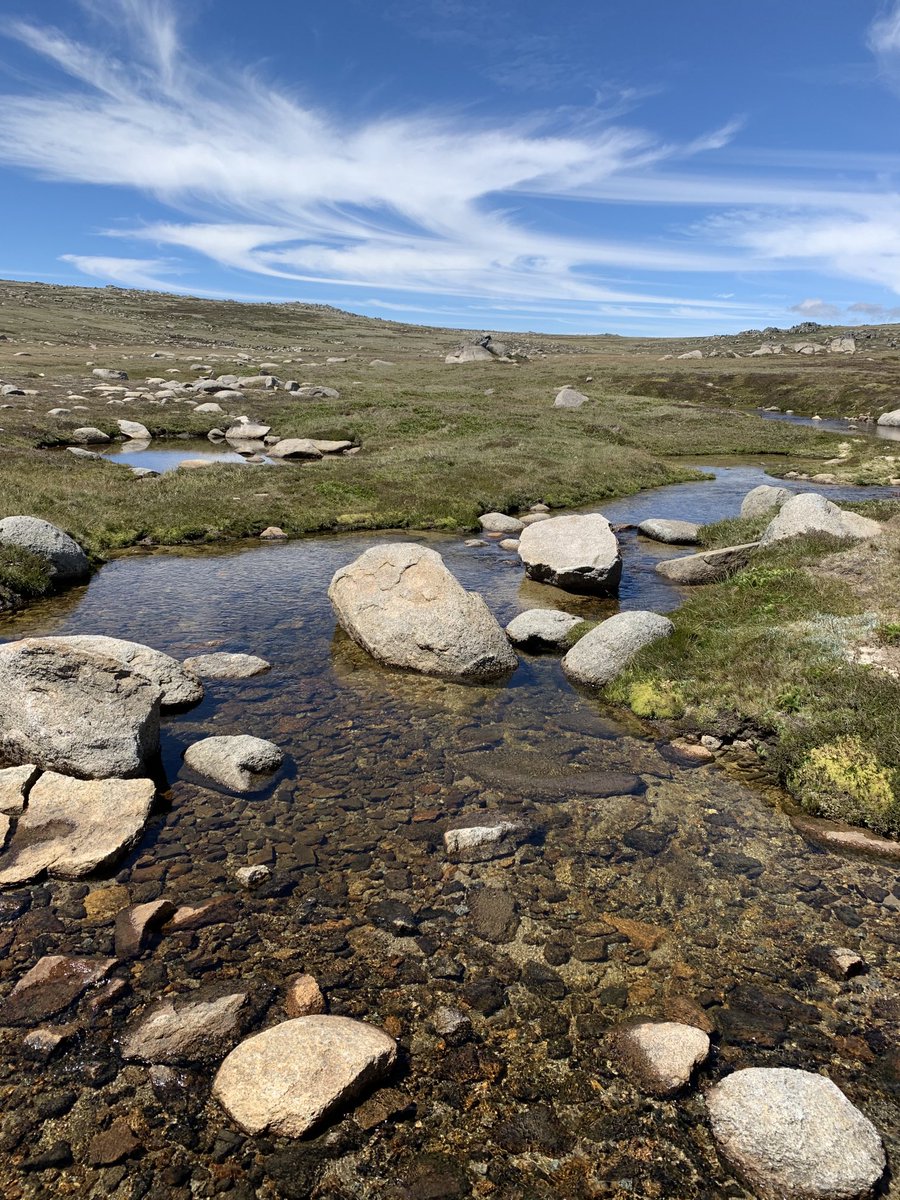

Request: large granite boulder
left=0, top=516, right=90, bottom=583
left=518, top=514, right=622, bottom=595
left=213, top=1016, right=397, bottom=1137
left=655, top=543, right=758, bottom=584
left=0, top=773, right=155, bottom=885
left=706, top=1068, right=885, bottom=1200
left=877, top=409, right=900, bottom=427
left=38, top=635, right=202, bottom=709
left=760, top=494, right=881, bottom=547
left=329, top=544, right=516, bottom=681
left=0, top=639, right=160, bottom=778
left=562, top=610, right=673, bottom=687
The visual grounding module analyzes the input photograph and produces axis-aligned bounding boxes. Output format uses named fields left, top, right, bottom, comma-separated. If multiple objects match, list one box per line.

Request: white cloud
left=60, top=254, right=183, bottom=290
left=789, top=298, right=841, bottom=319
left=868, top=3, right=900, bottom=57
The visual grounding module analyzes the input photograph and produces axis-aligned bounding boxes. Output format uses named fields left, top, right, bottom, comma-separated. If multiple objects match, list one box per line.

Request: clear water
left=0, top=463, right=897, bottom=1199
left=101, top=439, right=281, bottom=470
left=757, top=407, right=900, bottom=442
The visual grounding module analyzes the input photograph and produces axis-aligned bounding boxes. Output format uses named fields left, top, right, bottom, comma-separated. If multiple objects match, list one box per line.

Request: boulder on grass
left=655, top=543, right=758, bottom=585
left=0, top=516, right=90, bottom=583
left=759, top=493, right=881, bottom=547
left=518, top=514, right=621, bottom=595
left=562, top=610, right=673, bottom=687
left=329, top=544, right=516, bottom=681
left=553, top=386, right=589, bottom=409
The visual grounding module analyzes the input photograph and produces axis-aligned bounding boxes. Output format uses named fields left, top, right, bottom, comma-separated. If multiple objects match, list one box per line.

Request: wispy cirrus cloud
left=1, top=0, right=899, bottom=328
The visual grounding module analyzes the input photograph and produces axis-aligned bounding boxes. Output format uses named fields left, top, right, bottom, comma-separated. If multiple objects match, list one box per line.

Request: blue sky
left=1, top=0, right=900, bottom=334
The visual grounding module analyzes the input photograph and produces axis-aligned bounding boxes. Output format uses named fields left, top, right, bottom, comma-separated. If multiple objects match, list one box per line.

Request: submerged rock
left=213, top=1016, right=397, bottom=1137
left=285, top=974, right=326, bottom=1018
left=505, top=609, right=583, bottom=648
left=444, top=816, right=527, bottom=862
left=655, top=542, right=758, bottom=584
left=706, top=1068, right=885, bottom=1200
left=637, top=519, right=701, bottom=545
left=38, top=635, right=202, bottom=709
left=0, top=639, right=161, bottom=778
left=0, top=516, right=90, bottom=583
left=518, top=514, right=622, bottom=595
left=0, top=772, right=155, bottom=885
left=0, top=955, right=116, bottom=1025
left=611, top=1020, right=710, bottom=1096
left=328, top=543, right=516, bottom=681
left=182, top=652, right=271, bottom=680
left=562, top=611, right=673, bottom=687
left=183, top=734, right=283, bottom=792
left=760, top=493, right=881, bottom=546
left=122, top=989, right=256, bottom=1064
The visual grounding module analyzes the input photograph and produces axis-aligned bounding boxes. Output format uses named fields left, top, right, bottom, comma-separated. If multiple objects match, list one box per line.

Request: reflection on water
left=757, top=408, right=900, bottom=442
left=0, top=463, right=898, bottom=1197
left=101, top=439, right=281, bottom=470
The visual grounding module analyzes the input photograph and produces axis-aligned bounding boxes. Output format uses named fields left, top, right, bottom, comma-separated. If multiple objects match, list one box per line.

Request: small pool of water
left=101, top=439, right=281, bottom=470
left=757, top=408, right=900, bottom=442
left=0, top=461, right=897, bottom=1198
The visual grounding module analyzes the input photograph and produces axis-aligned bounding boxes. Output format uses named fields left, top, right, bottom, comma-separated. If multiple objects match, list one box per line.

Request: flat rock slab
left=562, top=610, right=674, bottom=687
left=1, top=955, right=116, bottom=1025
left=0, top=772, right=155, bottom=885
left=469, top=887, right=520, bottom=943
left=38, top=635, right=202, bottom=709
left=611, top=1020, right=710, bottom=1096
left=655, top=543, right=758, bottom=585
left=183, top=735, right=283, bottom=792
left=456, top=750, right=645, bottom=799
left=329, top=543, right=516, bottom=682
left=268, top=438, right=323, bottom=459
left=637, top=519, right=701, bottom=545
left=122, top=989, right=255, bottom=1064
left=0, top=638, right=160, bottom=779
left=518, top=514, right=622, bottom=596
left=505, top=609, right=583, bottom=648
left=706, top=1068, right=885, bottom=1200
left=0, top=764, right=39, bottom=816
left=213, top=1015, right=397, bottom=1137
left=182, top=652, right=271, bottom=680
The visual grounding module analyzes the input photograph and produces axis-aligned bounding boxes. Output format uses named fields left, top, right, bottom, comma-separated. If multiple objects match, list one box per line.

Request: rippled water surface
left=0, top=464, right=898, bottom=1200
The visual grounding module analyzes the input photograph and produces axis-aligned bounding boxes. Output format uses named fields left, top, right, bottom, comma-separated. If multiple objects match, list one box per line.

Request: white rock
left=0, top=773, right=155, bottom=884
left=505, top=609, right=582, bottom=648
left=876, top=408, right=900, bottom=427
left=677, top=349, right=703, bottom=359
left=706, top=1068, right=885, bottom=1200
left=445, top=344, right=495, bottom=364
left=37, top=635, right=202, bottom=709
left=562, top=610, right=673, bottom=686
left=478, top=512, right=524, bottom=534
left=184, top=735, right=283, bottom=792
left=328, top=544, right=517, bottom=681
left=92, top=368, right=128, bottom=380
left=213, top=1016, right=397, bottom=1137
left=0, top=639, right=160, bottom=779
left=118, top=419, right=151, bottom=440
left=553, top=386, right=589, bottom=408
left=194, top=402, right=224, bottom=414
left=760, top=493, right=881, bottom=547
left=443, top=817, right=526, bottom=862
left=268, top=438, right=323, bottom=460
left=0, top=516, right=90, bottom=583
left=122, top=990, right=253, bottom=1064
left=613, top=1020, right=710, bottom=1096
left=71, top=427, right=111, bottom=444
left=637, top=519, right=701, bottom=544
left=225, top=423, right=271, bottom=441
left=293, top=385, right=340, bottom=399
left=518, top=514, right=621, bottom=595
left=740, top=484, right=791, bottom=519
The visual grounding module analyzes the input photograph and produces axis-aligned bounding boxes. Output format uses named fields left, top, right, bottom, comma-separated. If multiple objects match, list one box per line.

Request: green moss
left=789, top=736, right=900, bottom=834
left=0, top=544, right=57, bottom=610
left=627, top=681, right=685, bottom=719
left=562, top=620, right=596, bottom=649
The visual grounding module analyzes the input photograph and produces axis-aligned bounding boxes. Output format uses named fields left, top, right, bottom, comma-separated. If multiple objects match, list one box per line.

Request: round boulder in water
left=706, top=1067, right=885, bottom=1200
left=518, top=514, right=621, bottom=596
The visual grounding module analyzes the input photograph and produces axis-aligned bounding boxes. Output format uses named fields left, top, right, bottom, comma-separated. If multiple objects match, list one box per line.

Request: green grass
left=0, top=545, right=56, bottom=611
left=606, top=527, right=900, bottom=836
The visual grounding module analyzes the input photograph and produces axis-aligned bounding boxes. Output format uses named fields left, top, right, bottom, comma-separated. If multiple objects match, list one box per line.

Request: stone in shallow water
left=478, top=512, right=524, bottom=534
left=122, top=989, right=255, bottom=1064
left=0, top=772, right=155, bottom=885
left=469, top=887, right=519, bottom=944
left=637, top=518, right=701, bottom=545
left=443, top=816, right=527, bottom=862
left=213, top=1016, right=397, bottom=1137
left=285, top=974, right=326, bottom=1018
left=706, top=1067, right=885, bottom=1200
left=37, top=634, right=203, bottom=709
left=183, top=734, right=283, bottom=792
left=0, top=639, right=160, bottom=779
left=182, top=652, right=271, bottom=680
left=114, top=899, right=176, bottom=959
left=518, top=514, right=621, bottom=595
left=611, top=1019, right=710, bottom=1096
left=562, top=610, right=673, bottom=687
left=329, top=543, right=516, bottom=682
left=505, top=608, right=582, bottom=648
left=0, top=955, right=116, bottom=1025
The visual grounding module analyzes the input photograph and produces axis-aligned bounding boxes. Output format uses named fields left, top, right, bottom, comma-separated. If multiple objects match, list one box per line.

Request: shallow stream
left=0, top=463, right=898, bottom=1200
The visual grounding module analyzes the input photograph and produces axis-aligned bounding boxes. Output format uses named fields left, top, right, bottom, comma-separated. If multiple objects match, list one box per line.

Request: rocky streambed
left=0, top=464, right=898, bottom=1200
